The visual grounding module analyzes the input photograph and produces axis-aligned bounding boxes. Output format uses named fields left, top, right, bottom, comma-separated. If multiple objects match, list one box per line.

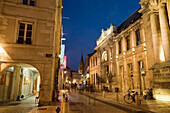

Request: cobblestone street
left=0, top=91, right=127, bottom=113
left=0, top=96, right=38, bottom=113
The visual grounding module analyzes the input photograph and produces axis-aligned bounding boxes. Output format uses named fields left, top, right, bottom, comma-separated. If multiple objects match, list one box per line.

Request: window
left=102, top=51, right=107, bottom=62
left=17, top=22, right=33, bottom=45
left=22, top=0, right=36, bottom=6
left=136, top=29, right=141, bottom=46
left=126, top=36, right=130, bottom=51
left=96, top=57, right=97, bottom=65
left=93, top=59, right=95, bottom=66
left=119, top=40, right=122, bottom=54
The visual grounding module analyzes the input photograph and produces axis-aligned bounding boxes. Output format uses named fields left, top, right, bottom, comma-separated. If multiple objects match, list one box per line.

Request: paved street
left=1, top=91, right=170, bottom=113
left=68, top=91, right=127, bottom=113
left=0, top=96, right=38, bottom=113
left=0, top=91, right=127, bottom=113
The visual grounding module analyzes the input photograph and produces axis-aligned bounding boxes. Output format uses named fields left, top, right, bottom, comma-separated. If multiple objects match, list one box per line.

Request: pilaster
left=159, top=3, right=170, bottom=61
left=150, top=11, right=162, bottom=63
left=13, top=66, right=21, bottom=101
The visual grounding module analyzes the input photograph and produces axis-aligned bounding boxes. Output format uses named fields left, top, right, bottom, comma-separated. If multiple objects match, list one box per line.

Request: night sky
left=62, top=0, right=141, bottom=71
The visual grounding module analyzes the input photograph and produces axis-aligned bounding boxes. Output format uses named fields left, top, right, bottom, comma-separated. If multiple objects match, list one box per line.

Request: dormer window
left=22, top=0, right=36, bottom=6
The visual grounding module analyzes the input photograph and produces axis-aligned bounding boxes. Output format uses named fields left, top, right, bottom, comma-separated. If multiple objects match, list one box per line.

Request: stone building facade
left=89, top=51, right=99, bottom=89
left=0, top=0, right=62, bottom=105
left=93, top=0, right=170, bottom=99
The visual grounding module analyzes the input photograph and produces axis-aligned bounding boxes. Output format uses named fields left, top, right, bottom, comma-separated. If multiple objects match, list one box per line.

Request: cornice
left=0, top=1, right=55, bottom=13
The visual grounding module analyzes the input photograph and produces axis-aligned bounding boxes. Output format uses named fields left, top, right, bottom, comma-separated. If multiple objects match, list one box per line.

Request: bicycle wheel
left=124, top=94, right=133, bottom=104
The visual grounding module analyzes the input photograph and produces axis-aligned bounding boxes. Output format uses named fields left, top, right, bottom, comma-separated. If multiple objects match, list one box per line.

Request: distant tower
left=78, top=54, right=84, bottom=75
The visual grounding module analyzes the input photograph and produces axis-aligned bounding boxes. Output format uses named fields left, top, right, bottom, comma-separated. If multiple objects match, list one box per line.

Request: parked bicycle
left=124, top=89, right=136, bottom=104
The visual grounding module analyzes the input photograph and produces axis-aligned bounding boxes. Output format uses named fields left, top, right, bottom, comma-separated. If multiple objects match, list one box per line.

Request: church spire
left=78, top=54, right=84, bottom=75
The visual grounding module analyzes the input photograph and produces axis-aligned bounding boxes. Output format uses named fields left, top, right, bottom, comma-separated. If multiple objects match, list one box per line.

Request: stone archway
left=0, top=63, right=41, bottom=103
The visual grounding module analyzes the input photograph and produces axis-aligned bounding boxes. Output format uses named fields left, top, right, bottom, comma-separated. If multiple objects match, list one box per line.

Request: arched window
left=102, top=51, right=107, bottom=62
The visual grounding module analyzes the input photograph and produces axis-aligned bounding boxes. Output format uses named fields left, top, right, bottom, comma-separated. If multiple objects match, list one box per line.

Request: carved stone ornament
left=149, top=0, right=159, bottom=10
left=140, top=0, right=149, bottom=8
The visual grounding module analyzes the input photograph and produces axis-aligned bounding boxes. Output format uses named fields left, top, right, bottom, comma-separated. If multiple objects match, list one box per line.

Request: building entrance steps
left=79, top=91, right=170, bottom=113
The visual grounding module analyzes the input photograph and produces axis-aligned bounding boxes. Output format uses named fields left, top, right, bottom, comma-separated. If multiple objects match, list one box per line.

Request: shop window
left=119, top=40, right=122, bottom=54
left=136, top=29, right=141, bottom=46
left=17, top=22, right=33, bottom=45
left=126, top=36, right=130, bottom=51
left=22, top=0, right=36, bottom=6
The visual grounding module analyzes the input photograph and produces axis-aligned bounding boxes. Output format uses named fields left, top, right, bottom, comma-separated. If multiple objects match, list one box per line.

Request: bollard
left=93, top=93, right=96, bottom=105
left=63, top=101, right=69, bottom=113
left=61, top=97, right=65, bottom=112
left=103, top=91, right=106, bottom=98
left=116, top=93, right=119, bottom=101
left=135, top=92, right=140, bottom=107
left=63, top=96, right=69, bottom=113
left=88, top=97, right=90, bottom=104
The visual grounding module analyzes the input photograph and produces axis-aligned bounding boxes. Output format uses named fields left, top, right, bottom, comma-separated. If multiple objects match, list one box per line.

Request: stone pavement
left=0, top=96, right=38, bottom=113
left=80, top=91, right=170, bottom=113
left=1, top=91, right=169, bottom=113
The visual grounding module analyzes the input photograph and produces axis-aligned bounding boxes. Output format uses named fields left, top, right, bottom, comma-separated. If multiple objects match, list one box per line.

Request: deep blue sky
left=62, top=0, right=141, bottom=71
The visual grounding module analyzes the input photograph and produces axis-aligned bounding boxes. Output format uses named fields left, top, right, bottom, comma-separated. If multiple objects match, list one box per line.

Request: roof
left=117, top=7, right=142, bottom=33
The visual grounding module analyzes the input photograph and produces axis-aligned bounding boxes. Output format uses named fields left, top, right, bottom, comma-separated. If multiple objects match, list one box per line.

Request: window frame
left=22, top=0, right=36, bottom=6
left=126, top=36, right=130, bottom=51
left=17, top=22, right=33, bottom=45
left=136, top=29, right=141, bottom=46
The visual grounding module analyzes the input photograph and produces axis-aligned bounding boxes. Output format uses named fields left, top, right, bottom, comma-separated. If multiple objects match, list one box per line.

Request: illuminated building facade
left=89, top=51, right=99, bottom=89
left=0, top=0, right=62, bottom=105
left=93, top=0, right=170, bottom=99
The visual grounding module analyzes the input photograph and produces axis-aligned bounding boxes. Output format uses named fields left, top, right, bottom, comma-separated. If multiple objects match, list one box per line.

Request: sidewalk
left=79, top=91, right=170, bottom=113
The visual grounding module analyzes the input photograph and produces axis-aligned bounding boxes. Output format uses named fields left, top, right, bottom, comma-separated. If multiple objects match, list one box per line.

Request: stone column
left=18, top=74, right=23, bottom=98
left=159, top=3, right=170, bottom=61
left=115, top=41, right=119, bottom=56
left=131, top=30, right=137, bottom=48
left=13, top=66, right=21, bottom=101
left=122, top=37, right=127, bottom=53
left=150, top=12, right=161, bottom=63
left=132, top=56, right=140, bottom=91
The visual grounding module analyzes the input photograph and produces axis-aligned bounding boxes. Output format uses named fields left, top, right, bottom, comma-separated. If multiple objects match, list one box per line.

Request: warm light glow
left=37, top=76, right=40, bottom=92
left=116, top=55, right=118, bottom=59
left=59, top=55, right=61, bottom=58
left=155, top=95, right=170, bottom=101
left=160, top=46, right=165, bottom=62
left=132, top=48, right=135, bottom=51
left=86, top=74, right=90, bottom=78
left=0, top=45, right=7, bottom=55
left=73, top=79, right=76, bottom=83
left=143, top=43, right=146, bottom=47
left=123, top=52, right=126, bottom=55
